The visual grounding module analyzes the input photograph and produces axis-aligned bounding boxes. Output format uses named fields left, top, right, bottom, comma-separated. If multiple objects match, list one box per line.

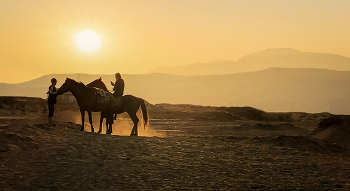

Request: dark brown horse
left=57, top=78, right=116, bottom=133
left=86, top=78, right=149, bottom=136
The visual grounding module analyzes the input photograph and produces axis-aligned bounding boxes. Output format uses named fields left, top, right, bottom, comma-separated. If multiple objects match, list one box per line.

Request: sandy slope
left=1, top=111, right=350, bottom=190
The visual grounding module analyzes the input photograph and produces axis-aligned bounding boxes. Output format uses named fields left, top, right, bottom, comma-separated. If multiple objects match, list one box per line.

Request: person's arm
left=120, top=79, right=125, bottom=94
left=113, top=82, right=118, bottom=92
left=110, top=81, right=115, bottom=86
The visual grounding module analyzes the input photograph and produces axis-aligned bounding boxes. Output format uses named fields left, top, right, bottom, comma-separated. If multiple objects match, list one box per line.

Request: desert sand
left=1, top=97, right=350, bottom=190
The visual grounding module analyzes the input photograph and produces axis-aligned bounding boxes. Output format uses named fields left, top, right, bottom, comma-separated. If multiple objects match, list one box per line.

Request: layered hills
left=150, top=48, right=350, bottom=75
left=1, top=49, right=350, bottom=114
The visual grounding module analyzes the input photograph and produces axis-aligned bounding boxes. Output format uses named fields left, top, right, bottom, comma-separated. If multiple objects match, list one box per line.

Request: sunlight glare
left=75, top=31, right=101, bottom=53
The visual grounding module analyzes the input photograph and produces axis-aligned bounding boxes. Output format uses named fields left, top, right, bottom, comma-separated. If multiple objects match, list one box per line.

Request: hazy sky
left=1, top=0, right=350, bottom=83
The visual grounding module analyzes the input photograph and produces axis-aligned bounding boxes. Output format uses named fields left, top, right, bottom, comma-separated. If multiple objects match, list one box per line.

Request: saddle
left=93, top=88, right=110, bottom=104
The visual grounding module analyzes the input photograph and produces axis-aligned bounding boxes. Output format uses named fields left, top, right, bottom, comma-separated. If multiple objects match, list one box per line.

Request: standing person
left=47, top=78, right=58, bottom=124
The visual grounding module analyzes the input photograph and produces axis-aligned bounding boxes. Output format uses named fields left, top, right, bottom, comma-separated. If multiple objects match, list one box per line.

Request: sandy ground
left=1, top=109, right=350, bottom=190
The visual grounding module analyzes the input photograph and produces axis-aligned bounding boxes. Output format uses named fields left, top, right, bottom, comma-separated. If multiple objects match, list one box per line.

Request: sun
left=75, top=31, right=101, bottom=52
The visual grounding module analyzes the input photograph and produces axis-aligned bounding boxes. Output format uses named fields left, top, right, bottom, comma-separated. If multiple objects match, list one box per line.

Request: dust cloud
left=56, top=109, right=165, bottom=137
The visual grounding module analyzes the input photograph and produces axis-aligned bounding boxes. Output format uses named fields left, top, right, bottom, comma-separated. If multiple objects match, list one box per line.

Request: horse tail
left=140, top=99, right=149, bottom=130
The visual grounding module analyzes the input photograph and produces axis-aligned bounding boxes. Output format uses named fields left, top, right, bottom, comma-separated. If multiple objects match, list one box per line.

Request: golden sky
left=1, top=0, right=350, bottom=83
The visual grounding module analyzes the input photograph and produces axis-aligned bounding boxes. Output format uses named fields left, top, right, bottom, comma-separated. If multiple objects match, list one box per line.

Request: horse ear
left=99, top=77, right=102, bottom=80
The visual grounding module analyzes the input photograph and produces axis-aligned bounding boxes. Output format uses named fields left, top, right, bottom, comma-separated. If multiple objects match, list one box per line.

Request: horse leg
left=98, top=113, right=103, bottom=134
left=105, top=112, right=110, bottom=134
left=80, top=110, right=85, bottom=131
left=107, top=114, right=114, bottom=134
left=129, top=113, right=139, bottom=136
left=106, top=123, right=113, bottom=134
left=108, top=123, right=113, bottom=134
left=105, top=120, right=109, bottom=134
left=88, top=111, right=94, bottom=132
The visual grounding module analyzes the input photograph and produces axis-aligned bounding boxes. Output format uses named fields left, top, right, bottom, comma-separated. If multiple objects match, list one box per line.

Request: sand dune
left=1, top=101, right=350, bottom=190
left=1, top=121, right=350, bottom=190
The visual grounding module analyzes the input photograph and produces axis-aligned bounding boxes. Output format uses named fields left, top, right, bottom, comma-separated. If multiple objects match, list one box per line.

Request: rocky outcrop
left=310, top=116, right=350, bottom=146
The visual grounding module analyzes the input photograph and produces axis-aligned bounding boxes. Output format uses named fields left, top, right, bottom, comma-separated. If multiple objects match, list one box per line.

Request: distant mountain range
left=1, top=68, right=350, bottom=115
left=149, top=48, right=350, bottom=75
left=1, top=48, right=350, bottom=114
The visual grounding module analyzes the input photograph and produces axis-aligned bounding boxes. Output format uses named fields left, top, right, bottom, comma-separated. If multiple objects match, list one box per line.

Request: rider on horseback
left=110, top=73, right=124, bottom=118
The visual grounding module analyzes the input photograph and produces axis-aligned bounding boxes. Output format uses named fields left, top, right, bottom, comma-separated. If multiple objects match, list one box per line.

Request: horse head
left=86, top=77, right=108, bottom=91
left=57, top=78, right=73, bottom=95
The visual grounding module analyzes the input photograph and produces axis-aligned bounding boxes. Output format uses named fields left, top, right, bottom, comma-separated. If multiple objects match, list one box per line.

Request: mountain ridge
left=1, top=67, right=350, bottom=115
left=149, top=48, right=350, bottom=75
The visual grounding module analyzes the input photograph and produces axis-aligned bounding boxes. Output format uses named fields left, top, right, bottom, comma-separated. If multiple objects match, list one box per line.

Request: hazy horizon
left=1, top=0, right=350, bottom=83
left=2, top=48, right=350, bottom=84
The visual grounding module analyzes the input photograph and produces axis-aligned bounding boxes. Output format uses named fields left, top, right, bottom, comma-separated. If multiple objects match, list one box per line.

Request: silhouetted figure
left=87, top=78, right=148, bottom=136
left=47, top=78, right=58, bottom=124
left=56, top=78, right=116, bottom=133
left=110, top=73, right=125, bottom=106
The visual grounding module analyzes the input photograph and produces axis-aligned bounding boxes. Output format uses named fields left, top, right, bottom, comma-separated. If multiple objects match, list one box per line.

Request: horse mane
left=67, top=78, right=86, bottom=88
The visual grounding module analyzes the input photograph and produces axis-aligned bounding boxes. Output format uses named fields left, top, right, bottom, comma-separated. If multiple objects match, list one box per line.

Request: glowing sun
left=75, top=31, right=101, bottom=52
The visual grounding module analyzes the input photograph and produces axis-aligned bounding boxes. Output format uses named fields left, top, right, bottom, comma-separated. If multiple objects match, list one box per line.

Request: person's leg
left=48, top=103, right=54, bottom=123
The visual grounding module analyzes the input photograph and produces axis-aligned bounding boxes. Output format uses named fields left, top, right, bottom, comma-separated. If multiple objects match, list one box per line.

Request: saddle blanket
left=94, top=88, right=110, bottom=103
